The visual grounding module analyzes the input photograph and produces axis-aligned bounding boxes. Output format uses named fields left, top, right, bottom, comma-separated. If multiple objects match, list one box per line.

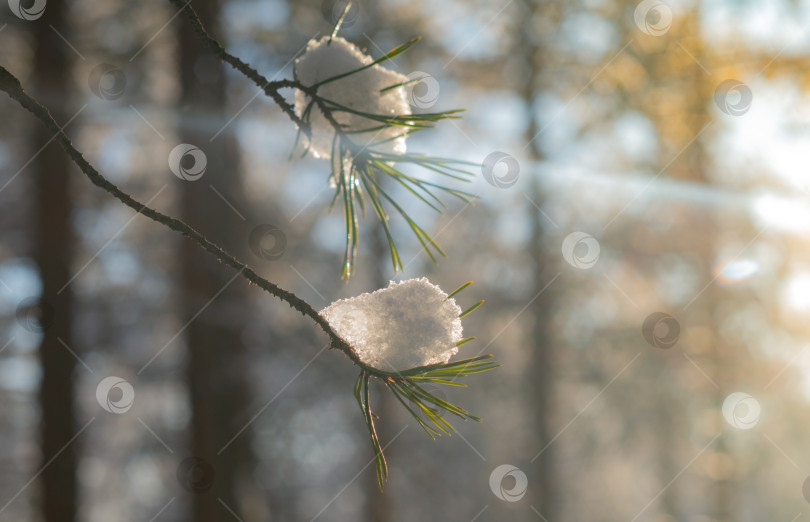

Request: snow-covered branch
left=173, top=0, right=477, bottom=279
left=0, top=3, right=498, bottom=490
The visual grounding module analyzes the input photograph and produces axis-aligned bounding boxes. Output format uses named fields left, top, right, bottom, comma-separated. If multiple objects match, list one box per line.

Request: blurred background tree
left=2, top=0, right=810, bottom=521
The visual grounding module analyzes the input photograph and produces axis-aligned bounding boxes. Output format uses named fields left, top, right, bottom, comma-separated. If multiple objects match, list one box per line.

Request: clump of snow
left=293, top=36, right=411, bottom=159
left=320, top=278, right=463, bottom=371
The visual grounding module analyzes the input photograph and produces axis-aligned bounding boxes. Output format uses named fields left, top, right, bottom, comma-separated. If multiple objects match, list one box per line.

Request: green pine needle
left=447, top=281, right=473, bottom=299
left=328, top=2, right=353, bottom=44
left=353, top=331, right=499, bottom=489
left=379, top=76, right=423, bottom=94
left=355, top=371, right=388, bottom=491
left=459, top=300, right=484, bottom=318
left=289, top=32, right=479, bottom=278
left=313, top=37, right=422, bottom=88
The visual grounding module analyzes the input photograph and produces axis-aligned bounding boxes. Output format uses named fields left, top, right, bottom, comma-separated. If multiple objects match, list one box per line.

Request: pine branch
left=348, top=282, right=497, bottom=488
left=0, top=64, right=365, bottom=370
left=0, top=5, right=500, bottom=490
left=0, top=64, right=497, bottom=380
left=171, top=0, right=478, bottom=278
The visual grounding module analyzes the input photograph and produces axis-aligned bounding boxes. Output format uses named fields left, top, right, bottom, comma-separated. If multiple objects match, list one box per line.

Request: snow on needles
left=293, top=36, right=411, bottom=159
left=320, top=278, right=463, bottom=372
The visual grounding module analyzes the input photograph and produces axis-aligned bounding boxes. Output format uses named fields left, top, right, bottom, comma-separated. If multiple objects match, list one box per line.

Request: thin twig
left=0, top=64, right=366, bottom=370
left=168, top=0, right=345, bottom=135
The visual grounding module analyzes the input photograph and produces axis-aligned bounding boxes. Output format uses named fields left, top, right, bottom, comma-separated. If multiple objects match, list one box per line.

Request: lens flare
left=715, top=259, right=759, bottom=284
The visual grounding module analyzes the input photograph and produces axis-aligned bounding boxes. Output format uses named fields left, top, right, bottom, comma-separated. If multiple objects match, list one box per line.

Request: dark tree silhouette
left=31, top=0, right=79, bottom=520
left=177, top=1, right=256, bottom=519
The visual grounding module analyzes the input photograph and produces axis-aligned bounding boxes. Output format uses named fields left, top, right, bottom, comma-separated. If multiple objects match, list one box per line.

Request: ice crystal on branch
left=320, top=278, right=463, bottom=371
left=293, top=36, right=411, bottom=158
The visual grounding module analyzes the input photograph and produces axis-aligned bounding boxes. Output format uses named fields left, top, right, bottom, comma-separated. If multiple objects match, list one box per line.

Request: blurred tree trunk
left=518, top=0, right=558, bottom=519
left=636, top=7, right=729, bottom=519
left=681, top=13, right=732, bottom=522
left=364, top=224, right=394, bottom=522
left=31, top=1, right=79, bottom=521
left=177, top=1, right=257, bottom=520
left=355, top=13, right=394, bottom=519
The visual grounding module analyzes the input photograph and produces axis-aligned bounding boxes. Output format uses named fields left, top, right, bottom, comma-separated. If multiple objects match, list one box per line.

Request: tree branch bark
left=0, top=64, right=366, bottom=370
